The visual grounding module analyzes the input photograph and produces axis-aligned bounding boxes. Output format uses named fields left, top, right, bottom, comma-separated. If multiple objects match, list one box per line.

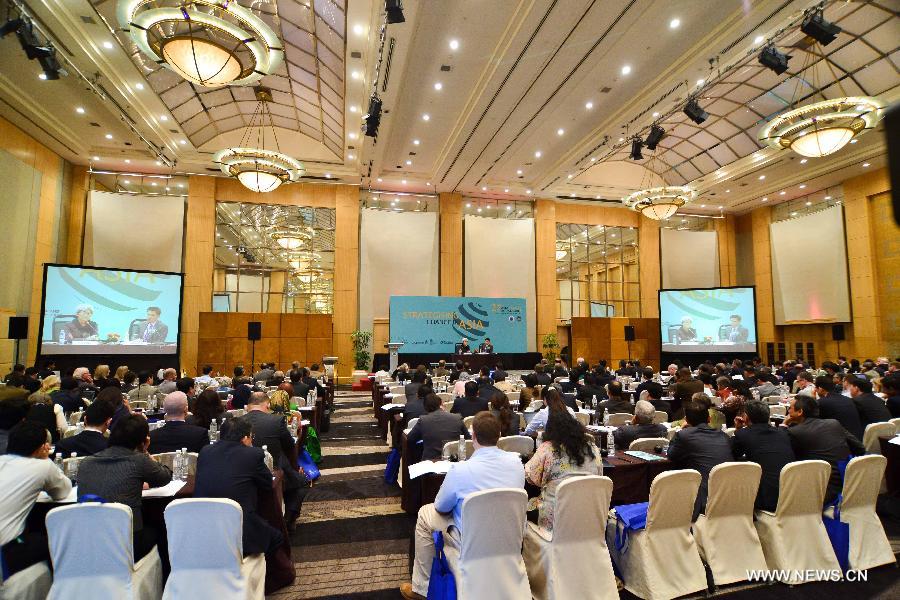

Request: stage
left=372, top=351, right=543, bottom=371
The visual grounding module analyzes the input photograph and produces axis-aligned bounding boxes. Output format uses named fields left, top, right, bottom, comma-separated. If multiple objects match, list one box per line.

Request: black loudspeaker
left=8, top=316, right=28, bottom=339
left=832, top=324, right=846, bottom=341
left=247, top=321, right=262, bottom=341
left=624, top=325, right=636, bottom=341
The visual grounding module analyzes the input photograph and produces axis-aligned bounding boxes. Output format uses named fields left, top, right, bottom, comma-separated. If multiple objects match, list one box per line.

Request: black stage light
left=385, top=0, right=405, bottom=24
left=801, top=10, right=841, bottom=46
left=645, top=124, right=665, bottom=150
left=37, top=50, right=62, bottom=80
left=16, top=21, right=50, bottom=60
left=629, top=137, right=644, bottom=160
left=0, top=18, right=24, bottom=38
left=759, top=46, right=791, bottom=75
left=363, top=94, right=383, bottom=138
left=683, top=98, right=708, bottom=124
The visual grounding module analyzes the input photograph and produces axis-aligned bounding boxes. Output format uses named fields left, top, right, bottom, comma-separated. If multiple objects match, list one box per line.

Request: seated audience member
left=698, top=372, right=715, bottom=397
left=493, top=372, right=515, bottom=393
left=121, top=370, right=138, bottom=393
left=524, top=389, right=576, bottom=436
left=230, top=383, right=253, bottom=410
left=492, top=361, right=508, bottom=381
left=667, top=399, right=733, bottom=520
left=476, top=367, right=500, bottom=398
left=0, top=421, right=72, bottom=577
left=784, top=395, right=865, bottom=504
left=847, top=375, right=891, bottom=428
left=883, top=374, right=900, bottom=418
left=19, top=367, right=40, bottom=394
left=634, top=367, right=656, bottom=398
left=72, top=367, right=96, bottom=393
left=265, top=370, right=285, bottom=388
left=714, top=376, right=733, bottom=406
left=407, top=394, right=469, bottom=460
left=401, top=384, right=431, bottom=428
left=232, top=366, right=252, bottom=386
left=187, top=388, right=226, bottom=430
left=861, top=360, right=880, bottom=381
left=720, top=392, right=747, bottom=428
left=3, top=364, right=25, bottom=386
left=51, top=376, right=86, bottom=415
left=128, top=371, right=158, bottom=402
left=267, top=389, right=291, bottom=415
left=157, top=368, right=178, bottom=395
left=577, top=374, right=607, bottom=408
left=752, top=372, right=780, bottom=400
left=525, top=409, right=602, bottom=532
left=794, top=371, right=817, bottom=398
left=559, top=390, right=579, bottom=412
left=732, top=400, right=795, bottom=511
left=613, top=400, right=667, bottom=449
left=671, top=367, right=703, bottom=418
left=451, top=380, right=489, bottom=418
left=401, top=412, right=524, bottom=600
left=405, top=368, right=427, bottom=402
left=451, top=372, right=469, bottom=398
left=243, top=392, right=304, bottom=531
left=194, top=417, right=284, bottom=556
left=78, top=415, right=172, bottom=559
left=644, top=383, right=672, bottom=420
left=551, top=359, right=569, bottom=380
left=55, top=399, right=114, bottom=457
left=532, top=363, right=552, bottom=387
left=596, top=381, right=634, bottom=416
left=289, top=368, right=310, bottom=400
left=148, top=392, right=209, bottom=454
left=253, top=362, right=275, bottom=383
left=175, top=376, right=196, bottom=400
left=93, top=364, right=111, bottom=389
left=674, top=393, right=725, bottom=429
left=277, top=377, right=295, bottom=399
left=448, top=360, right=465, bottom=384
left=0, top=392, right=30, bottom=454
left=489, top=391, right=519, bottom=437
left=393, top=363, right=410, bottom=383
left=815, top=376, right=864, bottom=440
left=195, top=365, right=216, bottom=387
left=93, top=385, right=130, bottom=431
left=301, top=367, right=326, bottom=398
left=36, top=360, right=56, bottom=380
left=25, top=386, right=67, bottom=443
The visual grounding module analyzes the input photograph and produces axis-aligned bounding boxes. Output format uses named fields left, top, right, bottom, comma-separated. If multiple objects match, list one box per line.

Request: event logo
left=669, top=289, right=741, bottom=320
left=60, top=268, right=165, bottom=312
left=451, top=301, right=489, bottom=340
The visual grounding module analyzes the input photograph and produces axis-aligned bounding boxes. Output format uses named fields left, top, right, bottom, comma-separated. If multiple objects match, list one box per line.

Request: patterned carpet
left=268, top=391, right=412, bottom=599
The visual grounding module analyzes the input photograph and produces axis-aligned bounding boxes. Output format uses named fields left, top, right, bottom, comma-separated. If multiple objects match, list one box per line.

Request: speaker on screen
left=624, top=325, right=636, bottom=341
left=247, top=322, right=261, bottom=341
left=832, top=324, right=845, bottom=341
left=7, top=316, right=28, bottom=340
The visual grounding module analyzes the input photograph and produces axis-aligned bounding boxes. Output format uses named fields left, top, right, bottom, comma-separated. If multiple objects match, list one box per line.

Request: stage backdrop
left=389, top=296, right=527, bottom=353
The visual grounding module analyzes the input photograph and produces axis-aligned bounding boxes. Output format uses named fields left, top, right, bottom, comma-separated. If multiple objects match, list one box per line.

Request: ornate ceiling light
left=117, top=0, right=284, bottom=87
left=623, top=186, right=696, bottom=220
left=272, top=229, right=311, bottom=250
left=758, top=96, right=883, bottom=158
left=555, top=250, right=567, bottom=260
left=213, top=87, right=304, bottom=193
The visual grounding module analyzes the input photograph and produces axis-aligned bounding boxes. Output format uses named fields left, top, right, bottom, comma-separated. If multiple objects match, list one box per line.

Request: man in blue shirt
left=401, top=412, right=525, bottom=600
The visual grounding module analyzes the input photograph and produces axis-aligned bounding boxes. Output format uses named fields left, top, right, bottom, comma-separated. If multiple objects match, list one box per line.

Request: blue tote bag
left=298, top=448, right=321, bottom=481
left=426, top=531, right=457, bottom=600
left=822, top=496, right=850, bottom=572
left=384, top=448, right=401, bottom=484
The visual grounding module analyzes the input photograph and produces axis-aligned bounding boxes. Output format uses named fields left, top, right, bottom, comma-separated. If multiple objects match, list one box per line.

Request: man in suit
left=721, top=314, right=749, bottom=342
left=883, top=374, right=900, bottom=418
left=492, top=361, right=508, bottom=382
left=815, top=376, right=864, bottom=440
left=137, top=306, right=168, bottom=343
left=493, top=373, right=515, bottom=393
left=477, top=338, right=494, bottom=354
left=613, top=400, right=667, bottom=449
left=732, top=400, right=795, bottom=512
left=194, top=417, right=284, bottom=556
left=148, top=392, right=209, bottom=454
left=448, top=360, right=466, bottom=384
left=532, top=364, right=552, bottom=387
left=408, top=395, right=469, bottom=460
left=455, top=338, right=471, bottom=354
left=785, top=395, right=865, bottom=504
left=243, top=391, right=304, bottom=530
left=667, top=399, right=733, bottom=520
left=644, top=384, right=672, bottom=420
left=433, top=360, right=450, bottom=378
left=50, top=377, right=86, bottom=416
left=576, top=373, right=607, bottom=408
left=127, top=371, right=158, bottom=403
left=156, top=368, right=178, bottom=395
left=551, top=359, right=568, bottom=380
left=55, top=399, right=113, bottom=457
left=405, top=369, right=427, bottom=402
left=451, top=381, right=489, bottom=419
left=402, top=385, right=431, bottom=428
left=597, top=381, right=634, bottom=416
left=288, top=369, right=310, bottom=401
left=847, top=375, right=891, bottom=429
left=253, top=362, right=275, bottom=383
left=672, top=367, right=703, bottom=418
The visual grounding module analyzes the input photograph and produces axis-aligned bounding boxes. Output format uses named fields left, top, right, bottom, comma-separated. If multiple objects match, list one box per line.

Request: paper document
left=625, top=450, right=667, bottom=462
left=408, top=460, right=454, bottom=479
left=37, top=486, right=78, bottom=504
left=381, top=403, right=405, bottom=411
left=142, top=480, right=186, bottom=498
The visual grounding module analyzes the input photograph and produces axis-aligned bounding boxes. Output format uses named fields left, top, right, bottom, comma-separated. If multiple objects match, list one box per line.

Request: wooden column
left=439, top=192, right=462, bottom=296
left=716, top=214, right=737, bottom=287
left=534, top=198, right=557, bottom=352
left=750, top=206, right=776, bottom=344
left=181, top=175, right=216, bottom=374
left=332, top=185, right=359, bottom=380
left=638, top=215, right=660, bottom=318
left=267, top=271, right=285, bottom=313
left=65, top=165, right=89, bottom=264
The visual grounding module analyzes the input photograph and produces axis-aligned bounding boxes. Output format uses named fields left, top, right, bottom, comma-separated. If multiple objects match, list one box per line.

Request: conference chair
left=607, top=413, right=632, bottom=427
left=754, top=460, right=840, bottom=583
left=227, top=409, right=246, bottom=418
left=651, top=411, right=668, bottom=424
left=463, top=416, right=475, bottom=429
left=627, top=438, right=668, bottom=453
left=665, top=427, right=679, bottom=441
left=442, top=439, right=474, bottom=461
left=890, top=417, right=900, bottom=429
left=62, top=427, right=78, bottom=439
left=524, top=476, right=617, bottom=600
left=443, top=488, right=530, bottom=600
left=406, top=418, right=420, bottom=432
left=62, top=456, right=83, bottom=475
left=507, top=391, right=520, bottom=404
left=574, top=412, right=590, bottom=426
left=824, top=455, right=895, bottom=570
left=67, top=411, right=83, bottom=426
left=388, top=386, right=405, bottom=397
left=606, top=469, right=706, bottom=600
left=692, top=462, right=767, bottom=587
left=528, top=399, right=544, bottom=411
left=46, top=502, right=163, bottom=600
left=163, top=498, right=266, bottom=600
left=0, top=562, right=51, bottom=600
left=497, top=435, right=535, bottom=459
left=436, top=392, right=452, bottom=404
left=769, top=404, right=787, bottom=417
left=152, top=452, right=199, bottom=477
left=724, top=427, right=736, bottom=437
left=862, top=421, right=896, bottom=454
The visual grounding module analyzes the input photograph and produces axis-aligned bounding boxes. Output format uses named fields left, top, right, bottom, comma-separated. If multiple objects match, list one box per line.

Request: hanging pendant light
left=623, top=186, right=695, bottom=220
left=213, top=87, right=304, bottom=193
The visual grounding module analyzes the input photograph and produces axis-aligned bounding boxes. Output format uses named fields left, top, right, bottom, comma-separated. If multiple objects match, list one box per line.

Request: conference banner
left=389, top=296, right=527, bottom=353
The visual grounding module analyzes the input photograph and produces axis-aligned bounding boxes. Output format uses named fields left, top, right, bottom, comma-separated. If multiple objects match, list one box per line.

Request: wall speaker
left=7, top=316, right=28, bottom=340
left=624, top=325, right=636, bottom=341
left=831, top=324, right=845, bottom=342
left=247, top=321, right=261, bottom=341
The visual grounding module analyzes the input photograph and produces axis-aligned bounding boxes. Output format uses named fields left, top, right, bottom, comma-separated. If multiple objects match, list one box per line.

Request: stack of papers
left=37, top=487, right=78, bottom=504
left=381, top=403, right=405, bottom=411
left=625, top=450, right=667, bottom=462
left=587, top=425, right=616, bottom=434
left=142, top=480, right=187, bottom=498
left=408, top=460, right=454, bottom=479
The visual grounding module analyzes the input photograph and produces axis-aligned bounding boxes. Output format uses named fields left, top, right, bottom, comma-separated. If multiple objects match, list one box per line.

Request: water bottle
left=602, top=407, right=609, bottom=426
left=55, top=452, right=64, bottom=471
left=76, top=422, right=84, bottom=434
left=536, top=429, right=543, bottom=446
left=67, top=452, right=79, bottom=482
left=457, top=435, right=466, bottom=461
left=607, top=431, right=616, bottom=456
left=58, top=329, right=66, bottom=345
left=591, top=394, right=598, bottom=409
left=180, top=447, right=189, bottom=480
left=307, top=389, right=316, bottom=407
left=262, top=445, right=274, bottom=472
left=209, top=420, right=218, bottom=443
left=173, top=450, right=183, bottom=480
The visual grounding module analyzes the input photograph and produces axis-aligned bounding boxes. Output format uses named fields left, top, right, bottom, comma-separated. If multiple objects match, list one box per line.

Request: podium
left=386, top=342, right=404, bottom=373
left=322, top=356, right=338, bottom=380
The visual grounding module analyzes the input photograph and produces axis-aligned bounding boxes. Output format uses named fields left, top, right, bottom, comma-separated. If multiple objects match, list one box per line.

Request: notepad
left=142, top=480, right=186, bottom=498
left=380, top=403, right=405, bottom=411
left=408, top=460, right=454, bottom=479
left=37, top=486, right=78, bottom=504
left=624, top=450, right=667, bottom=462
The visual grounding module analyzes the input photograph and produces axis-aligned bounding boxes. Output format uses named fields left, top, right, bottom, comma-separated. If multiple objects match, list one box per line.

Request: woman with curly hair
left=489, top=391, right=519, bottom=437
left=268, top=389, right=291, bottom=415
left=524, top=409, right=602, bottom=532
left=187, top=388, right=225, bottom=429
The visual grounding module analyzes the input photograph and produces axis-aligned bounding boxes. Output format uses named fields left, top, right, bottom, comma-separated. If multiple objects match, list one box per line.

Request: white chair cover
left=436, top=393, right=452, bottom=403
left=890, top=417, right=900, bottom=429
left=163, top=498, right=266, bottom=599
left=824, top=455, right=895, bottom=570
left=607, top=413, right=632, bottom=427
left=769, top=404, right=787, bottom=417
left=754, top=460, right=840, bottom=583
left=61, top=456, right=83, bottom=472
left=627, top=438, right=668, bottom=452
left=574, top=412, right=590, bottom=426
left=862, top=422, right=896, bottom=454
left=524, top=476, right=617, bottom=600
left=0, top=562, right=51, bottom=600
left=528, top=400, right=544, bottom=411
left=692, top=462, right=767, bottom=586
left=388, top=386, right=405, bottom=396
left=226, top=409, right=246, bottom=418
left=462, top=416, right=475, bottom=429
left=651, top=411, right=667, bottom=424
left=606, top=469, right=706, bottom=600
left=406, top=417, right=420, bottom=431
left=68, top=411, right=83, bottom=426
left=507, top=391, right=520, bottom=403
left=152, top=452, right=199, bottom=476
left=497, top=435, right=535, bottom=458
left=443, top=488, right=530, bottom=600
left=441, top=440, right=474, bottom=460
left=46, top=503, right=162, bottom=600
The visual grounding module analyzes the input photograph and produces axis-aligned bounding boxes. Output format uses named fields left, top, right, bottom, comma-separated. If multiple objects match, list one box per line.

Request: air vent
left=169, top=129, right=178, bottom=134
left=348, top=145, right=356, bottom=150
left=350, top=51, right=362, bottom=59
left=80, top=16, right=96, bottom=24
left=206, top=168, right=219, bottom=172
left=124, top=142, right=132, bottom=146
left=408, top=151, right=416, bottom=156
left=89, top=122, right=100, bottom=127
left=301, top=175, right=337, bottom=181
left=555, top=195, right=620, bottom=204
left=600, top=87, right=611, bottom=93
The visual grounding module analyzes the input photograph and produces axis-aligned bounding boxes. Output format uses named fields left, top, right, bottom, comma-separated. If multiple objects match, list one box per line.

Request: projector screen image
left=40, top=265, right=182, bottom=355
left=659, top=287, right=757, bottom=354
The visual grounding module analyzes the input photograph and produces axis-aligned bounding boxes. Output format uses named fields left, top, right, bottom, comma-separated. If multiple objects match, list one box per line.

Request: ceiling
left=0, top=0, right=896, bottom=215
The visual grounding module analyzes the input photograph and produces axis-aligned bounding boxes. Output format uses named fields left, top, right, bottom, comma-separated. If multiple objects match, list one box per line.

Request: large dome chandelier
left=623, top=186, right=695, bottom=220
left=117, top=0, right=284, bottom=87
left=272, top=227, right=312, bottom=250
left=213, top=87, right=304, bottom=193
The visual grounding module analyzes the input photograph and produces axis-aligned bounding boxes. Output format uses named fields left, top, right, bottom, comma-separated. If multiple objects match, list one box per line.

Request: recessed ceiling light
left=780, top=191, right=786, bottom=195
left=134, top=82, right=144, bottom=90
left=800, top=158, right=807, bottom=164
left=75, top=107, right=85, bottom=114
left=754, top=35, right=764, bottom=45
left=652, top=111, right=659, bottom=117
left=466, top=203, right=471, bottom=208
left=697, top=78, right=704, bottom=86
left=124, top=159, right=130, bottom=163
left=177, top=183, right=184, bottom=188
left=348, top=154, right=355, bottom=160
left=477, top=207, right=482, bottom=213
left=725, top=189, right=731, bottom=193
left=413, top=139, right=420, bottom=145
left=434, top=82, right=442, bottom=91
left=325, top=173, right=332, bottom=178
left=103, top=41, right=113, bottom=49
left=38, top=73, right=47, bottom=80
left=401, top=179, right=407, bottom=184
left=516, top=169, right=523, bottom=175
left=377, top=178, right=383, bottom=182
left=758, top=175, right=765, bottom=180
left=105, top=133, right=113, bottom=139
left=351, top=70, right=360, bottom=80
left=426, top=182, right=431, bottom=186
left=349, top=105, right=358, bottom=113
left=585, top=101, right=593, bottom=109
left=179, top=139, right=187, bottom=145
left=504, top=188, right=509, bottom=193
left=92, top=156, right=99, bottom=161
left=824, top=195, right=832, bottom=200
left=123, top=180, right=130, bottom=184
left=506, top=205, right=512, bottom=210
left=160, top=115, right=168, bottom=121
left=718, top=206, right=723, bottom=210
left=353, top=24, right=365, bottom=36
left=155, top=160, right=162, bottom=166
left=150, top=182, right=157, bottom=186
left=590, top=157, right=596, bottom=162
left=799, top=184, right=806, bottom=189
left=619, top=137, right=625, bottom=142
left=791, top=211, right=798, bottom=216
left=621, top=65, right=631, bottom=75
left=700, top=204, right=706, bottom=208
left=862, top=162, right=870, bottom=167
left=557, top=128, right=564, bottom=136
left=762, top=197, right=768, bottom=202
left=567, top=174, right=573, bottom=179
left=526, top=189, right=532, bottom=194
left=805, top=201, right=812, bottom=206
left=349, top=132, right=357, bottom=139
left=422, top=114, right=430, bottom=121
left=449, top=39, right=459, bottom=51
left=405, top=160, right=412, bottom=165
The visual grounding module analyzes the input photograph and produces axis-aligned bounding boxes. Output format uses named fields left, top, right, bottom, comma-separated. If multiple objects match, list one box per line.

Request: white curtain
left=770, top=205, right=850, bottom=324
left=84, top=191, right=185, bottom=273
left=661, top=229, right=720, bottom=289
left=464, top=216, right=536, bottom=351
left=359, top=208, right=439, bottom=334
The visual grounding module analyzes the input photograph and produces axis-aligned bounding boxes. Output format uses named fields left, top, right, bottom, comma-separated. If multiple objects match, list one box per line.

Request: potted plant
left=350, top=330, right=372, bottom=371
left=542, top=333, right=559, bottom=362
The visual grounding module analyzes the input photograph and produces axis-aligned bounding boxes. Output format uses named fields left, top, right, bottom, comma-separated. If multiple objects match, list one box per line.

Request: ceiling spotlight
left=385, top=0, right=405, bottom=24
left=629, top=137, right=644, bottom=160
left=567, top=174, right=573, bottom=180
left=92, top=156, right=99, bottom=161
left=422, top=114, right=430, bottom=121
left=351, top=70, right=360, bottom=79
left=482, top=186, right=487, bottom=191
left=349, top=105, right=358, bottom=113
left=621, top=65, right=631, bottom=75
left=353, top=24, right=365, bottom=36
left=75, top=107, right=85, bottom=114
left=805, top=201, right=812, bottom=206
left=696, top=79, right=704, bottom=86
left=800, top=158, right=807, bottom=164
left=683, top=98, right=708, bottom=124
left=348, top=154, right=355, bottom=160
left=759, top=45, right=791, bottom=75
left=862, top=162, right=870, bottom=167
left=516, top=169, right=523, bottom=175
left=758, top=175, right=765, bottom=180
left=348, top=132, right=357, bottom=139
left=799, top=184, right=806, bottom=189
left=405, top=160, right=412, bottom=165
left=652, top=111, right=659, bottom=117
left=449, top=39, right=459, bottom=50
left=504, top=188, right=509, bottom=193
left=669, top=18, right=680, bottom=29
left=434, top=82, right=442, bottom=90
left=585, top=101, right=593, bottom=109
left=645, top=124, right=665, bottom=150
left=134, top=82, right=144, bottom=90
left=534, top=150, right=542, bottom=158
left=557, top=128, right=564, bottom=136
left=124, top=159, right=131, bottom=163
left=526, top=189, right=532, bottom=194
left=363, top=94, right=383, bottom=137
left=102, top=40, right=113, bottom=49
left=105, top=133, right=113, bottom=139
left=801, top=9, right=841, bottom=46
